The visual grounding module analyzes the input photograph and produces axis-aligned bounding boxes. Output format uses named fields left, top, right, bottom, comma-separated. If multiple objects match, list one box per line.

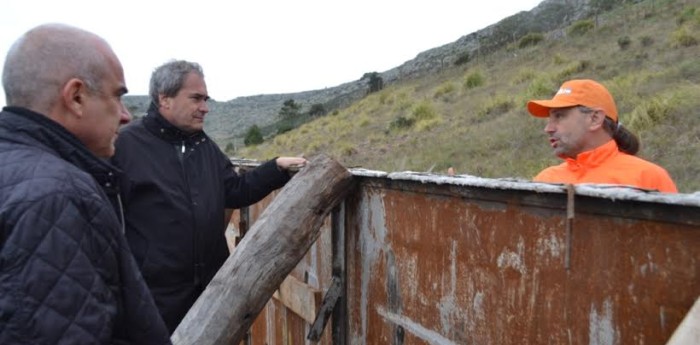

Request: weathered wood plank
left=272, top=274, right=322, bottom=324
left=666, top=297, right=700, bottom=345
left=172, top=154, right=355, bottom=345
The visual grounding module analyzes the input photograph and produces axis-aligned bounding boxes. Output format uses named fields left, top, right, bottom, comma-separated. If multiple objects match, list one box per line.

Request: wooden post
left=665, top=297, right=700, bottom=345
left=171, top=154, right=355, bottom=345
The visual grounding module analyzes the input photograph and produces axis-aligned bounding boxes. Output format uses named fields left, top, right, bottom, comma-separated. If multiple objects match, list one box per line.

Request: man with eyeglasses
left=526, top=79, right=677, bottom=193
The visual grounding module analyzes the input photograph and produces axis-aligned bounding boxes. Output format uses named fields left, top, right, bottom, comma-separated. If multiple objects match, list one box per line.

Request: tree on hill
left=244, top=125, right=263, bottom=146
left=362, top=72, right=384, bottom=94
left=279, top=99, right=302, bottom=119
left=308, top=103, right=326, bottom=117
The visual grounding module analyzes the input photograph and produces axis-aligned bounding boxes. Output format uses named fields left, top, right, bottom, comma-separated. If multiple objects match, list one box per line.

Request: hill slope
left=238, top=0, right=700, bottom=193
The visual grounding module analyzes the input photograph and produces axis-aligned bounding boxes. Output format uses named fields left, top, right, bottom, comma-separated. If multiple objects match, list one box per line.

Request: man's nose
left=120, top=103, right=132, bottom=125
left=544, top=118, right=556, bottom=133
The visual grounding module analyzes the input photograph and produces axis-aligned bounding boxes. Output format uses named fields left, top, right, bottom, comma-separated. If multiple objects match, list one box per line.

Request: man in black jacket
left=112, top=60, right=306, bottom=332
left=0, top=24, right=171, bottom=344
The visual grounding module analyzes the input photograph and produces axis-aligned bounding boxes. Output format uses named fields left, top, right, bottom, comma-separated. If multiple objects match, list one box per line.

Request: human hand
left=276, top=156, right=307, bottom=172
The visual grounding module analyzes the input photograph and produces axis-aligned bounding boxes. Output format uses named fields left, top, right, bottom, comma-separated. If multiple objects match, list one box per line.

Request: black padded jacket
left=0, top=107, right=171, bottom=344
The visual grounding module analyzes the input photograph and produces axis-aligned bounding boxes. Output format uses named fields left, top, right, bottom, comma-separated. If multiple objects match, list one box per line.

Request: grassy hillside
left=238, top=0, right=700, bottom=193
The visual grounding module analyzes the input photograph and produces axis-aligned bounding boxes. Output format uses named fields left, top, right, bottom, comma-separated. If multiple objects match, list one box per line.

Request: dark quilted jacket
left=0, top=107, right=171, bottom=344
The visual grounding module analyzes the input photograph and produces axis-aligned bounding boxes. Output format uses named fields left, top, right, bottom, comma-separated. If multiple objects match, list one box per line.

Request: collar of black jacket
left=0, top=106, right=123, bottom=194
left=143, top=106, right=206, bottom=144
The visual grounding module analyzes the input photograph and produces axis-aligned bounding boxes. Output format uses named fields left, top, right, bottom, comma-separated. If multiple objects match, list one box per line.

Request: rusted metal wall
left=231, top=167, right=700, bottom=345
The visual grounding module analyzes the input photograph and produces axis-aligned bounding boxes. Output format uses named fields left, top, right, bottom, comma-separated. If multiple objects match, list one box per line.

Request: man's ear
left=158, top=94, right=171, bottom=110
left=589, top=109, right=606, bottom=130
left=62, top=78, right=87, bottom=117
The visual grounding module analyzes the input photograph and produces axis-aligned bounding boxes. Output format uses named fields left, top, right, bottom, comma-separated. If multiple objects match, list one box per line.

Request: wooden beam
left=666, top=297, right=700, bottom=345
left=172, top=154, right=355, bottom=345
left=272, top=274, right=322, bottom=324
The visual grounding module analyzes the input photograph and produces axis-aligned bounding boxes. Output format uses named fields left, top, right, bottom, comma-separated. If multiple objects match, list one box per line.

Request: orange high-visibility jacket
left=534, top=140, right=678, bottom=193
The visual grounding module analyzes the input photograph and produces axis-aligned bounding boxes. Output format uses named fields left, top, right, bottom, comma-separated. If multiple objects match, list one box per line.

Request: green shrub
left=454, top=52, right=471, bottom=66
left=518, top=33, right=544, bottom=48
left=640, top=36, right=654, bottom=47
left=556, top=60, right=590, bottom=81
left=526, top=76, right=555, bottom=99
left=617, top=36, right=632, bottom=50
left=552, top=53, right=566, bottom=65
left=244, top=125, right=264, bottom=146
left=433, top=82, right=456, bottom=99
left=676, top=7, right=698, bottom=26
left=477, top=95, right=515, bottom=118
left=568, top=20, right=594, bottom=37
left=389, top=115, right=415, bottom=130
left=224, top=142, right=235, bottom=155
left=411, top=102, right=438, bottom=121
left=464, top=71, right=485, bottom=89
left=513, top=68, right=537, bottom=85
left=276, top=122, right=294, bottom=135
left=628, top=96, right=673, bottom=132
left=671, top=27, right=698, bottom=47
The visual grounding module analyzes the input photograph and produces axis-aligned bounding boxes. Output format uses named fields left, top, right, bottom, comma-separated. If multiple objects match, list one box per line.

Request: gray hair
left=2, top=23, right=108, bottom=111
left=149, top=60, right=204, bottom=106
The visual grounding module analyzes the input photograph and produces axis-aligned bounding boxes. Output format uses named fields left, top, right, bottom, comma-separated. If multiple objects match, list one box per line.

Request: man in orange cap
left=527, top=79, right=677, bottom=193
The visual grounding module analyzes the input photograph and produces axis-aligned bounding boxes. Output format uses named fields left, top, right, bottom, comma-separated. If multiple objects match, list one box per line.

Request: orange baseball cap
left=527, top=79, right=618, bottom=122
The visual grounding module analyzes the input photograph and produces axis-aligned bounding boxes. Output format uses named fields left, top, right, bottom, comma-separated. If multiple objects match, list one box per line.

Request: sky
left=0, top=0, right=543, bottom=106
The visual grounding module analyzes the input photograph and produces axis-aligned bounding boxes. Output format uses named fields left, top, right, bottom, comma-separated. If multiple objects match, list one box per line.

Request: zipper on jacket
left=117, top=194, right=126, bottom=234
left=177, top=140, right=201, bottom=288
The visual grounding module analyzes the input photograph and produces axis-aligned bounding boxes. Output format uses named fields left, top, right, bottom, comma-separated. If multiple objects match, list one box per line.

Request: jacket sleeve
left=222, top=157, right=291, bottom=209
left=0, top=192, right=120, bottom=344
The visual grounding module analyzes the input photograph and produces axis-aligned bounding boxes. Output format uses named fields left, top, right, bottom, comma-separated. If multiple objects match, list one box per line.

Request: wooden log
left=171, top=154, right=355, bottom=345
left=666, top=297, right=700, bottom=345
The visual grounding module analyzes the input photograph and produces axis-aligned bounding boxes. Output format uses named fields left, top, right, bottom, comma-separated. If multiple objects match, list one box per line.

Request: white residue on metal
left=536, top=230, right=562, bottom=258
left=438, top=241, right=461, bottom=335
left=660, top=305, right=666, bottom=333
left=350, top=168, right=389, bottom=178
left=589, top=298, right=619, bottom=345
left=472, top=291, right=486, bottom=323
left=357, top=190, right=388, bottom=345
left=376, top=306, right=460, bottom=345
left=351, top=169, right=700, bottom=207
left=640, top=252, right=658, bottom=277
left=497, top=238, right=528, bottom=275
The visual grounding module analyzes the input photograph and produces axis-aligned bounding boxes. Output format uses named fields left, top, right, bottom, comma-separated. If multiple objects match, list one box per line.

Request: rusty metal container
left=230, top=166, right=700, bottom=344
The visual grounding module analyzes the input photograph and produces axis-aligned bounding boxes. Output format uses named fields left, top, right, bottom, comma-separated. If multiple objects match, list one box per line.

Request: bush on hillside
left=518, top=33, right=544, bottom=48
left=308, top=103, right=326, bottom=117
left=224, top=142, right=235, bottom=155
left=568, top=20, right=595, bottom=36
left=671, top=27, right=698, bottom=47
left=640, top=35, right=654, bottom=47
left=676, top=7, right=699, bottom=26
left=433, top=82, right=456, bottom=100
left=556, top=60, right=590, bottom=82
left=244, top=125, right=264, bottom=146
left=389, top=115, right=415, bottom=131
left=617, top=36, right=632, bottom=50
left=454, top=52, right=471, bottom=66
left=464, top=71, right=485, bottom=89
left=628, top=96, right=673, bottom=132
left=279, top=99, right=302, bottom=119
